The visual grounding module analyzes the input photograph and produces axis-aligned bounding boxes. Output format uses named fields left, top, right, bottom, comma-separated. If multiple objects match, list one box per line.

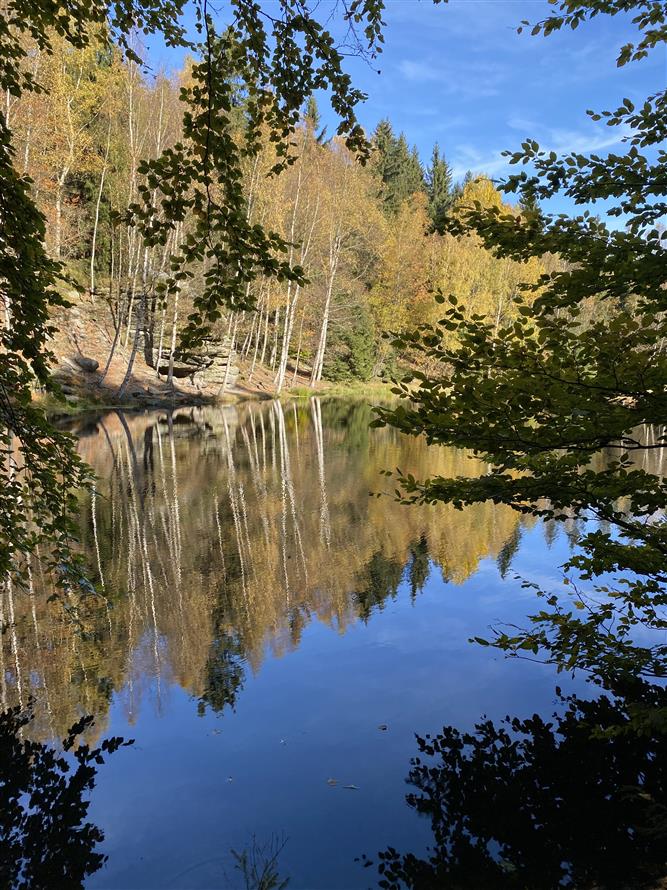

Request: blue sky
left=328, top=0, right=664, bottom=181
left=152, top=1, right=665, bottom=201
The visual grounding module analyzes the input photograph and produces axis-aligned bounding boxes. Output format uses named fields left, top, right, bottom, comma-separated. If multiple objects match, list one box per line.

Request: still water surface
left=6, top=399, right=589, bottom=887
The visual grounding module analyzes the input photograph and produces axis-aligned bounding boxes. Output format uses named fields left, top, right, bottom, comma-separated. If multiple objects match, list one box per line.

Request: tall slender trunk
left=311, top=236, right=340, bottom=385
left=275, top=158, right=320, bottom=393
left=291, top=310, right=305, bottom=387
left=167, top=286, right=180, bottom=387
left=270, top=306, right=280, bottom=371
left=259, top=299, right=270, bottom=367
left=90, top=123, right=112, bottom=297
left=155, top=294, right=168, bottom=379
left=275, top=282, right=294, bottom=393
left=248, top=294, right=266, bottom=383
left=98, top=292, right=125, bottom=386
left=219, top=315, right=238, bottom=395
left=117, top=293, right=145, bottom=397
left=123, top=242, right=142, bottom=348
left=122, top=62, right=141, bottom=347
left=242, top=308, right=259, bottom=358
left=54, top=167, right=69, bottom=259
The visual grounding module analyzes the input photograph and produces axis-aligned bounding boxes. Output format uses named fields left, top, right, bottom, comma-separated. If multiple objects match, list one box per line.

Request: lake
left=3, top=398, right=589, bottom=888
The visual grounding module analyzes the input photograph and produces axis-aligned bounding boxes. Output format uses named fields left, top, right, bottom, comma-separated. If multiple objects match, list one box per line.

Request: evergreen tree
left=304, top=95, right=321, bottom=131
left=426, top=142, right=453, bottom=233
left=397, top=136, right=425, bottom=204
left=372, top=121, right=424, bottom=214
left=372, top=118, right=400, bottom=211
left=518, top=184, right=544, bottom=230
left=408, top=144, right=424, bottom=187
left=451, top=169, right=474, bottom=203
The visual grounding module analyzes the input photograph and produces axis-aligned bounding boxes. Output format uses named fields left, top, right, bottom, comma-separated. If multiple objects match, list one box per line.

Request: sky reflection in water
left=4, top=399, right=590, bottom=888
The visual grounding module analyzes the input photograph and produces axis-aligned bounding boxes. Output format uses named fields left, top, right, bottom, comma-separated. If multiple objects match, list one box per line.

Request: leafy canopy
left=376, top=0, right=667, bottom=701
left=0, top=0, right=386, bottom=596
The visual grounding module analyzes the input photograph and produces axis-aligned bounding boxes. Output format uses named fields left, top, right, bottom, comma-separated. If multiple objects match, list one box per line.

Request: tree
left=372, top=120, right=425, bottom=214
left=303, top=95, right=321, bottom=133
left=369, top=192, right=432, bottom=372
left=433, top=176, right=545, bottom=335
left=426, top=142, right=453, bottom=233
left=309, top=138, right=382, bottom=386
left=377, top=0, right=667, bottom=725
left=0, top=0, right=386, bottom=597
left=372, top=118, right=400, bottom=207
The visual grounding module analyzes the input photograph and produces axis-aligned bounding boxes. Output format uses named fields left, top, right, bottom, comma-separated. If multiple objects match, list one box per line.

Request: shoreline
left=39, top=379, right=397, bottom=419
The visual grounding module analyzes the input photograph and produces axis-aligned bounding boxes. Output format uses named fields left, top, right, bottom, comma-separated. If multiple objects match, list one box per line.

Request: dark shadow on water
left=0, top=702, right=132, bottom=889
left=365, top=681, right=667, bottom=889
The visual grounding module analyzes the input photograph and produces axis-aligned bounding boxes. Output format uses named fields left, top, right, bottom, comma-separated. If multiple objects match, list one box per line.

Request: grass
left=284, top=379, right=396, bottom=400
left=35, top=371, right=398, bottom=419
left=34, top=391, right=111, bottom=416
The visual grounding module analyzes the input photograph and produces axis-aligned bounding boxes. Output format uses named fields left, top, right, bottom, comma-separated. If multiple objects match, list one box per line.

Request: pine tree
left=395, top=135, right=424, bottom=205
left=426, top=143, right=453, bottom=233
left=372, top=122, right=424, bottom=214
left=372, top=118, right=400, bottom=211
left=518, top=184, right=543, bottom=230
left=451, top=169, right=474, bottom=203
left=304, top=95, right=320, bottom=131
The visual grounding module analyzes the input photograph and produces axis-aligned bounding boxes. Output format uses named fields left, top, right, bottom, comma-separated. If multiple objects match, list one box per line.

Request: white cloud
left=397, top=57, right=504, bottom=98
left=451, top=122, right=630, bottom=180
left=398, top=60, right=441, bottom=83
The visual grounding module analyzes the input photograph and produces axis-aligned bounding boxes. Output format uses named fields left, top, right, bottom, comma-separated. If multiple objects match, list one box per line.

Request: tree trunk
left=311, top=238, right=340, bottom=386
left=98, top=295, right=125, bottom=386
left=270, top=306, right=280, bottom=371
left=155, top=294, right=168, bottom=378
left=259, top=300, right=270, bottom=367
left=291, top=310, right=305, bottom=387
left=117, top=292, right=145, bottom=398
left=90, top=124, right=111, bottom=297
left=219, top=315, right=238, bottom=395
left=54, top=167, right=69, bottom=259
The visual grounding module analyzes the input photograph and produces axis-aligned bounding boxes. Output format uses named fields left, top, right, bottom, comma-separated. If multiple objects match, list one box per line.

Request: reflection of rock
left=155, top=405, right=240, bottom=452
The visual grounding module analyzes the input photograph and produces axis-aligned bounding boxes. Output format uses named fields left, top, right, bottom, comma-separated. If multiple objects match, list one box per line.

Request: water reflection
left=3, top=398, right=539, bottom=740
left=370, top=679, right=667, bottom=890
left=5, top=401, right=666, bottom=887
left=0, top=703, right=131, bottom=888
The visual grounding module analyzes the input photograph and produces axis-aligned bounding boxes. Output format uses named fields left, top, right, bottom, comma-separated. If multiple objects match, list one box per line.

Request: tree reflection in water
left=369, top=681, right=667, bottom=889
left=6, top=400, right=664, bottom=886
left=5, top=398, right=531, bottom=739
left=0, top=702, right=131, bottom=889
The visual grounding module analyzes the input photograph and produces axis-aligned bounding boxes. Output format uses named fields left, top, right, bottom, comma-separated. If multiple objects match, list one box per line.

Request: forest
left=6, top=28, right=550, bottom=396
left=2, top=0, right=667, bottom=888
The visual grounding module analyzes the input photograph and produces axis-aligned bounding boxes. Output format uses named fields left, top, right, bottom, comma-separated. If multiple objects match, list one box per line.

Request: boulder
left=73, top=355, right=99, bottom=373
left=156, top=364, right=196, bottom=379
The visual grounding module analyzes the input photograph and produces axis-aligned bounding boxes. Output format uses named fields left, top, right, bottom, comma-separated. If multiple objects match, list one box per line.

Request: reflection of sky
left=88, top=523, right=588, bottom=889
